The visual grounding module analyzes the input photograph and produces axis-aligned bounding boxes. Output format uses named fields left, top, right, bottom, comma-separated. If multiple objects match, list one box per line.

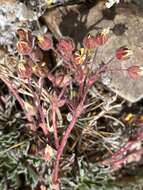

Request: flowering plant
left=1, top=22, right=142, bottom=189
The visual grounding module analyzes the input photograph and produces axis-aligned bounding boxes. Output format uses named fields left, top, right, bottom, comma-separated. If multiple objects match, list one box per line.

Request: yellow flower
left=45, top=0, right=53, bottom=5
left=37, top=35, right=45, bottom=43
left=73, top=48, right=86, bottom=65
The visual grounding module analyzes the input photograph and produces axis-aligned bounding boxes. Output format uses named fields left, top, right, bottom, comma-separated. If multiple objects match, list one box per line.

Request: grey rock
left=43, top=2, right=143, bottom=102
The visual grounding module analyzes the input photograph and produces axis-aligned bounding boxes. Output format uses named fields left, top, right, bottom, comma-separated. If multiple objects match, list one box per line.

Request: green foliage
left=0, top=95, right=51, bottom=190
left=61, top=158, right=143, bottom=190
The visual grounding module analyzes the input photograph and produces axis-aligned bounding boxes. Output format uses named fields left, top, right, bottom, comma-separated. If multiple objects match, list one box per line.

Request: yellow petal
left=45, top=0, right=53, bottom=5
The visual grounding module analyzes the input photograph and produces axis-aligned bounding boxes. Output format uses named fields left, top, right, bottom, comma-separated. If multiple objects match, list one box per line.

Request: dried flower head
left=29, top=47, right=43, bottom=62
left=127, top=66, right=143, bottom=79
left=57, top=37, right=75, bottom=60
left=95, top=28, right=110, bottom=45
left=37, top=33, right=53, bottom=51
left=17, top=61, right=32, bottom=79
left=17, top=29, right=32, bottom=42
left=32, top=62, right=48, bottom=77
left=16, top=40, right=33, bottom=55
left=116, top=47, right=133, bottom=60
left=83, top=34, right=96, bottom=49
left=17, top=29, right=27, bottom=41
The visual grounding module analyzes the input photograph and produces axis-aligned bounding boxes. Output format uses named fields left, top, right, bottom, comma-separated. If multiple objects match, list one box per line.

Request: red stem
left=52, top=95, right=86, bottom=187
left=111, top=141, right=133, bottom=160
left=114, top=148, right=143, bottom=165
left=108, top=68, right=127, bottom=72
left=0, top=76, right=36, bottom=123
left=0, top=76, right=25, bottom=109
left=38, top=102, right=49, bottom=136
left=111, top=130, right=143, bottom=160
left=102, top=129, right=143, bottom=167
left=35, top=93, right=49, bottom=136
left=28, top=79, right=49, bottom=136
left=52, top=108, right=59, bottom=149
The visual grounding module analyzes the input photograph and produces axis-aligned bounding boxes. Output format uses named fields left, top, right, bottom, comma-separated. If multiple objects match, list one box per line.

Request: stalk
left=0, top=76, right=24, bottom=109
left=52, top=108, right=59, bottom=149
left=52, top=94, right=86, bottom=188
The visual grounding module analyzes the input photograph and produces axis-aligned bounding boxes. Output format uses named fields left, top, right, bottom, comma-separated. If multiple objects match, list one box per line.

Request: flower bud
left=16, top=40, right=32, bottom=55
left=32, top=62, right=48, bottom=77
left=17, top=29, right=27, bottom=41
left=17, top=61, right=32, bottom=79
left=37, top=34, right=53, bottom=51
left=29, top=47, right=43, bottom=62
left=83, top=34, right=96, bottom=49
left=116, top=47, right=133, bottom=60
left=17, top=29, right=33, bottom=42
left=127, top=66, right=143, bottom=79
left=95, top=28, right=109, bottom=45
left=57, top=37, right=75, bottom=60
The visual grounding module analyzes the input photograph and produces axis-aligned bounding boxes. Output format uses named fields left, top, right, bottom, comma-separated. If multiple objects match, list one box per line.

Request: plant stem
left=0, top=76, right=34, bottom=123
left=102, top=128, right=143, bottom=169
left=52, top=94, right=86, bottom=187
left=35, top=92, right=49, bottom=135
left=52, top=108, right=59, bottom=149
left=0, top=76, right=24, bottom=109
left=28, top=78, right=49, bottom=136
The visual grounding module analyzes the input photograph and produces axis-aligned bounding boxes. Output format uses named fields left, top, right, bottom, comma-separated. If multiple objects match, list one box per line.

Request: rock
left=0, top=1, right=43, bottom=49
left=43, top=2, right=143, bottom=102
left=0, top=0, right=16, bottom=3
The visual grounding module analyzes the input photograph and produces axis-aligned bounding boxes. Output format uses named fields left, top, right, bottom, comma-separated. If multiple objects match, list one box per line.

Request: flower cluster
left=16, top=29, right=53, bottom=79
left=16, top=29, right=53, bottom=56
left=83, top=28, right=110, bottom=49
left=16, top=27, right=139, bottom=82
left=115, top=47, right=143, bottom=79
